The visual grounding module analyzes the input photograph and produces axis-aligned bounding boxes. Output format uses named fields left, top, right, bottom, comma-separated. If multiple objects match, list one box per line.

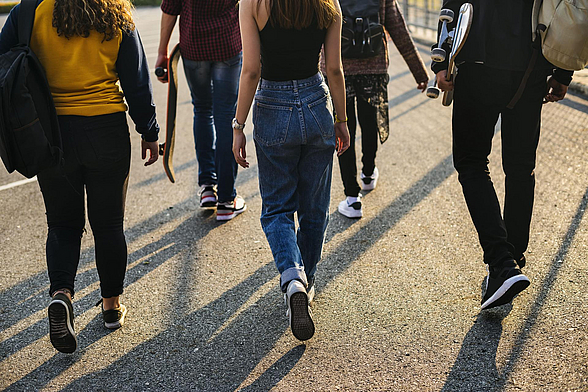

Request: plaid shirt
left=161, top=0, right=241, bottom=62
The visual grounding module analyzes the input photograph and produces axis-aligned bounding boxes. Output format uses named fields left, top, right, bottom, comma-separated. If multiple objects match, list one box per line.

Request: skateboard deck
left=159, top=43, right=181, bottom=183
left=442, top=3, right=473, bottom=106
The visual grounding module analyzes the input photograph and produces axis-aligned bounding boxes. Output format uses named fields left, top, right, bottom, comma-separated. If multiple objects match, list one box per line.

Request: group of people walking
left=0, top=0, right=572, bottom=353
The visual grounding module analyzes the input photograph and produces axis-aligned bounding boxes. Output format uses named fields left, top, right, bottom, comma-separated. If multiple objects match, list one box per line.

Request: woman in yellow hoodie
left=0, top=0, right=160, bottom=353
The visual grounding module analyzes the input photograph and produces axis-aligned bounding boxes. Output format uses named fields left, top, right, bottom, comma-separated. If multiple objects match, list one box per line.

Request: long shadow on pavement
left=3, top=154, right=456, bottom=391
left=441, top=186, right=588, bottom=391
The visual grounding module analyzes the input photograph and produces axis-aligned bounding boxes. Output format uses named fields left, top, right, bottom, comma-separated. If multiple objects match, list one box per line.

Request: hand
left=232, top=129, right=249, bottom=168
left=141, top=140, right=159, bottom=166
left=155, top=54, right=169, bottom=84
left=543, top=76, right=568, bottom=104
left=436, top=70, right=454, bottom=92
left=334, top=121, right=350, bottom=156
left=417, top=81, right=428, bottom=92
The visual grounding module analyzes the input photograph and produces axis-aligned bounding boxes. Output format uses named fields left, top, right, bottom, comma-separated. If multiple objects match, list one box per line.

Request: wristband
left=335, top=114, right=347, bottom=123
left=232, top=117, right=245, bottom=130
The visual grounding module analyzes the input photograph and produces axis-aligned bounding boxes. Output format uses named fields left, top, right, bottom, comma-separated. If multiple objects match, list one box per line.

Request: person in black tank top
left=232, top=0, right=349, bottom=341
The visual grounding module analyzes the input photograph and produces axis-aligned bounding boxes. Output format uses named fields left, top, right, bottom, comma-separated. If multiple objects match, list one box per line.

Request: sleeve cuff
left=553, top=68, right=574, bottom=86
left=140, top=127, right=159, bottom=142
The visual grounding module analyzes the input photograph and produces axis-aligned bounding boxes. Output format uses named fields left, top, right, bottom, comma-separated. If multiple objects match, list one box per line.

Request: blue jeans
left=253, top=73, right=336, bottom=292
left=183, top=53, right=242, bottom=203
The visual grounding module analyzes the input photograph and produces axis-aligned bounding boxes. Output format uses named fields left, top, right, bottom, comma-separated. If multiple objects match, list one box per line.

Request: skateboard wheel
left=155, top=67, right=165, bottom=77
left=431, top=48, right=446, bottom=62
left=439, top=9, right=454, bottom=23
left=426, top=86, right=440, bottom=99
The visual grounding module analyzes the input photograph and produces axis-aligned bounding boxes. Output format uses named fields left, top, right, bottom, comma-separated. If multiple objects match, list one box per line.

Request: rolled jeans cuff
left=280, top=267, right=308, bottom=292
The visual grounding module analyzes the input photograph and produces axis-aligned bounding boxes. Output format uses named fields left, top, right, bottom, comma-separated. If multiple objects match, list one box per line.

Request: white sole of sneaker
left=481, top=274, right=530, bottom=310
left=48, top=299, right=77, bottom=353
left=338, top=203, right=362, bottom=218
left=104, top=305, right=127, bottom=329
left=216, top=205, right=247, bottom=221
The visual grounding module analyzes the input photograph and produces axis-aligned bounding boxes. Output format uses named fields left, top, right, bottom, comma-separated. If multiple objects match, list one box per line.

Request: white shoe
left=307, top=284, right=315, bottom=304
left=361, top=167, right=379, bottom=191
left=285, top=280, right=314, bottom=341
left=338, top=196, right=363, bottom=218
left=216, top=195, right=246, bottom=221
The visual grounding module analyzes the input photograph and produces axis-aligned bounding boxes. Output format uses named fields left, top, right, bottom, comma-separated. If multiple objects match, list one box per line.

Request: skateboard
left=155, top=43, right=181, bottom=183
left=426, top=3, right=473, bottom=106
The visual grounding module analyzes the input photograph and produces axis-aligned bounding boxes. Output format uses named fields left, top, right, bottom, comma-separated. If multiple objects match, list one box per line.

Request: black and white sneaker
left=338, top=196, right=363, bottom=218
left=103, top=304, right=127, bottom=329
left=48, top=292, right=77, bottom=353
left=481, top=263, right=530, bottom=310
left=360, top=167, right=379, bottom=191
left=216, top=195, right=246, bottom=221
left=285, top=280, right=315, bottom=341
left=199, top=185, right=217, bottom=208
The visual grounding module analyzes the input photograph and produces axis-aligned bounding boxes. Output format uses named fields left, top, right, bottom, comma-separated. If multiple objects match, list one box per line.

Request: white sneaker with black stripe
left=361, top=167, right=379, bottom=191
left=216, top=195, right=246, bottom=221
left=338, top=196, right=363, bottom=218
left=285, top=280, right=315, bottom=341
left=199, top=185, right=217, bottom=208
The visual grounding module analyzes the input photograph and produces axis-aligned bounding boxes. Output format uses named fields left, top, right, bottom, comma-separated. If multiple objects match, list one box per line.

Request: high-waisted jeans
left=253, top=73, right=336, bottom=291
left=37, top=112, right=131, bottom=298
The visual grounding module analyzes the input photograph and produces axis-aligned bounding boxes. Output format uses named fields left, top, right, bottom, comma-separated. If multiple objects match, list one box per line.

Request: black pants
left=38, top=112, right=131, bottom=298
left=338, top=77, right=381, bottom=197
left=452, top=63, right=549, bottom=266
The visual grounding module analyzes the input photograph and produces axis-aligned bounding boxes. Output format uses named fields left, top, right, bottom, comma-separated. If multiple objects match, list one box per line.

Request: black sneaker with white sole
left=103, top=304, right=127, bottom=329
left=48, top=293, right=77, bottom=353
left=481, top=263, right=530, bottom=310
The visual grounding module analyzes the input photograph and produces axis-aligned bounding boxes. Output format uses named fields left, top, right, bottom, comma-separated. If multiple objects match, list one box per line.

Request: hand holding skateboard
left=426, top=3, right=473, bottom=106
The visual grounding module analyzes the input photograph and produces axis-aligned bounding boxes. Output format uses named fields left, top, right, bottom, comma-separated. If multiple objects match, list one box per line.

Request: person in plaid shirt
left=156, top=0, right=246, bottom=221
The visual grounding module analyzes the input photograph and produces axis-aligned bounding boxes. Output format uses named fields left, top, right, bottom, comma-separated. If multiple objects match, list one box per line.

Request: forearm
left=158, top=12, right=177, bottom=56
left=235, top=68, right=261, bottom=124
left=326, top=67, right=346, bottom=120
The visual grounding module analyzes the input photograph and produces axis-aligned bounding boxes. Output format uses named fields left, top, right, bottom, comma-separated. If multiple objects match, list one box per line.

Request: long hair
left=52, top=0, right=135, bottom=41
left=258, top=0, right=338, bottom=30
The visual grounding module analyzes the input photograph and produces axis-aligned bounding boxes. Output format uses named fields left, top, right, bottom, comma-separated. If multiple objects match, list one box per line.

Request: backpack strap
left=17, top=0, right=37, bottom=47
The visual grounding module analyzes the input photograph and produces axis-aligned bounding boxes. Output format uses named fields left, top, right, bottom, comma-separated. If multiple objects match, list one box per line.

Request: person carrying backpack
left=332, top=0, right=429, bottom=219
left=0, top=0, right=160, bottom=353
left=433, top=0, right=573, bottom=310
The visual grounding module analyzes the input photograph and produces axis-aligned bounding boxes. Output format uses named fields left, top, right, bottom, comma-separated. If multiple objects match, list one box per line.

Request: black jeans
left=452, top=63, right=549, bottom=266
left=338, top=78, right=380, bottom=197
left=38, top=112, right=131, bottom=298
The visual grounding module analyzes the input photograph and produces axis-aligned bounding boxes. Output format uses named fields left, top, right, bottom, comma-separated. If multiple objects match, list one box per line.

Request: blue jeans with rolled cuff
left=253, top=73, right=336, bottom=292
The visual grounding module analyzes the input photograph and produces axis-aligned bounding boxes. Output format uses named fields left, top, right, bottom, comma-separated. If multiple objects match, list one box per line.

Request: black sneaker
left=48, top=293, right=77, bottom=353
left=481, top=263, right=530, bottom=310
left=103, top=304, right=127, bottom=329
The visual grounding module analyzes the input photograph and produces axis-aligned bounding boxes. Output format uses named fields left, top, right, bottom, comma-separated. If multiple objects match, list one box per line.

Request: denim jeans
left=452, top=63, right=549, bottom=266
left=253, top=73, right=336, bottom=291
left=183, top=53, right=242, bottom=202
left=37, top=113, right=131, bottom=298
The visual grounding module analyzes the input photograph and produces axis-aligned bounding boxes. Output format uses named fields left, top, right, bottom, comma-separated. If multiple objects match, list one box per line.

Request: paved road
left=1, top=7, right=588, bottom=392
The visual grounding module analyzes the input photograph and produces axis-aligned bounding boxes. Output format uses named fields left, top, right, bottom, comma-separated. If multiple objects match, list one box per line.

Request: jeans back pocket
left=307, top=93, right=334, bottom=139
left=253, top=101, right=293, bottom=147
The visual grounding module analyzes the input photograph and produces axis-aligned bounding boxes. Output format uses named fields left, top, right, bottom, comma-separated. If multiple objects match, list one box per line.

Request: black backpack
left=340, top=0, right=384, bottom=59
left=0, top=0, right=62, bottom=178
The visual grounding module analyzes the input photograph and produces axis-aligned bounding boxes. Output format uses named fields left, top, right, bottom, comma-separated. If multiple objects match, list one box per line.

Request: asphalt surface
left=1, top=6, right=588, bottom=391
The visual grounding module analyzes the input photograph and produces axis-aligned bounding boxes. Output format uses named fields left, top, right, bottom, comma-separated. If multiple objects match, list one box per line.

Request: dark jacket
left=431, top=0, right=573, bottom=85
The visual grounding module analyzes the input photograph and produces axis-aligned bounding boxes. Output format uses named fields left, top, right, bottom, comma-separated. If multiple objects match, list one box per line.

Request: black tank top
left=259, top=19, right=327, bottom=81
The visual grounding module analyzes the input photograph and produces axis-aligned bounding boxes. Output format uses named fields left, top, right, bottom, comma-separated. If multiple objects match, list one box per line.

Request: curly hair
left=52, top=0, right=135, bottom=41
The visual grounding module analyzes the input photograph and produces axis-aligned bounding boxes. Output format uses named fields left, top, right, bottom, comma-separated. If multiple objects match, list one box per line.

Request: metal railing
left=397, top=0, right=441, bottom=33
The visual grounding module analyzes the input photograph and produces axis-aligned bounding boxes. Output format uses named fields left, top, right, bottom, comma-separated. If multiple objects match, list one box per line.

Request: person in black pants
left=0, top=0, right=159, bottom=353
left=434, top=0, right=573, bottom=310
